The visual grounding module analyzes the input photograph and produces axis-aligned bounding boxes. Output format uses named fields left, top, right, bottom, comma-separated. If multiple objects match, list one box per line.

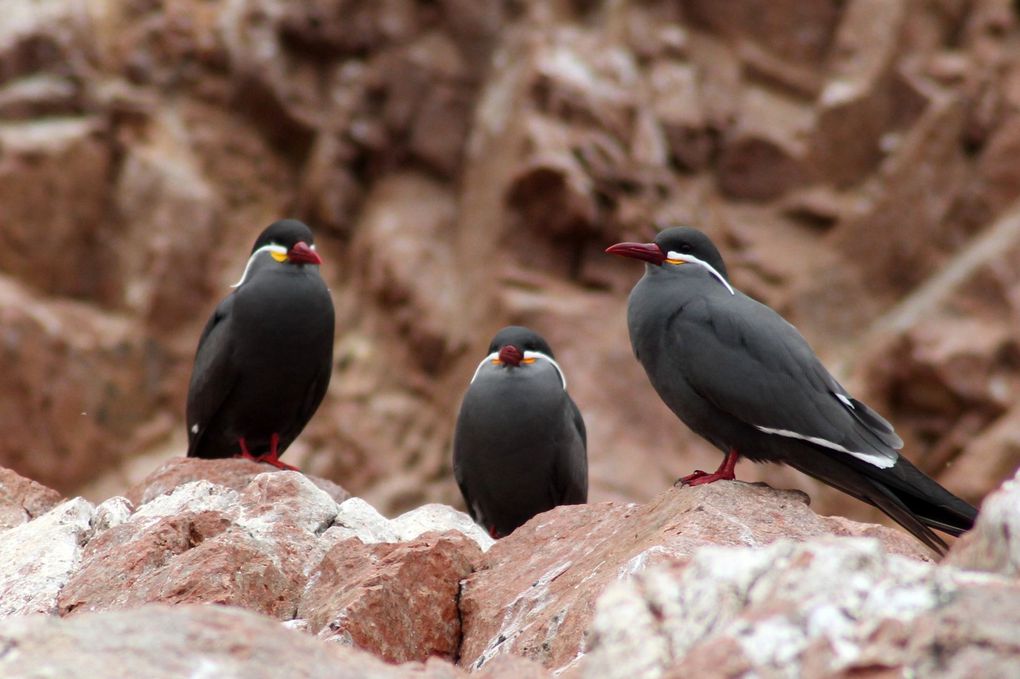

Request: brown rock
left=716, top=85, right=813, bottom=201
left=0, top=276, right=168, bottom=495
left=112, top=126, right=222, bottom=331
left=0, top=73, right=81, bottom=120
left=685, top=30, right=744, bottom=133
left=61, top=471, right=343, bottom=619
left=682, top=0, right=841, bottom=64
left=459, top=481, right=931, bottom=673
left=584, top=537, right=1020, bottom=679
left=505, top=117, right=600, bottom=241
left=0, top=604, right=472, bottom=678
left=295, top=129, right=364, bottom=236
left=858, top=316, right=1017, bottom=494
left=831, top=92, right=967, bottom=293
left=0, top=119, right=116, bottom=301
left=277, top=0, right=419, bottom=57
left=58, top=510, right=300, bottom=618
left=0, top=498, right=94, bottom=618
left=843, top=583, right=1020, bottom=679
left=949, top=113, right=1020, bottom=233
left=818, top=514, right=945, bottom=562
left=647, top=60, right=714, bottom=171
left=0, top=0, right=94, bottom=92
left=299, top=531, right=482, bottom=663
left=474, top=655, right=552, bottom=679
left=738, top=38, right=823, bottom=98
left=944, top=468, right=1020, bottom=576
left=811, top=0, right=909, bottom=186
left=126, top=457, right=351, bottom=507
left=943, top=406, right=1020, bottom=503
left=0, top=466, right=62, bottom=532
left=1, top=0, right=1018, bottom=550
left=349, top=172, right=461, bottom=370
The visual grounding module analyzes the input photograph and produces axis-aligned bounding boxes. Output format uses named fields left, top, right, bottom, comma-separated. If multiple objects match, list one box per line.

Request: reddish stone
left=127, top=457, right=350, bottom=507
left=0, top=604, right=473, bottom=679
left=945, top=469, right=1020, bottom=577
left=682, top=0, right=841, bottom=64
left=2, top=0, right=1018, bottom=549
left=61, top=471, right=342, bottom=619
left=0, top=466, right=62, bottom=532
left=0, top=120, right=115, bottom=301
left=57, top=510, right=296, bottom=617
left=715, top=86, right=813, bottom=201
left=0, top=276, right=167, bottom=495
left=830, top=93, right=967, bottom=294
left=459, top=482, right=931, bottom=673
left=299, top=531, right=482, bottom=663
left=811, top=0, right=910, bottom=186
left=647, top=60, right=714, bottom=171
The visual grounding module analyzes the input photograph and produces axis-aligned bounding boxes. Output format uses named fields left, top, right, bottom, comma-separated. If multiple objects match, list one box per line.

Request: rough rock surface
left=0, top=497, right=93, bottom=617
left=0, top=458, right=484, bottom=669
left=299, top=533, right=481, bottom=663
left=583, top=538, right=1020, bottom=679
left=458, top=481, right=932, bottom=673
left=0, top=0, right=1015, bottom=535
left=945, top=467, right=1020, bottom=577
left=0, top=605, right=468, bottom=679
left=126, top=456, right=352, bottom=507
left=4, top=1, right=1020, bottom=675
left=1, top=462, right=1020, bottom=678
left=0, top=466, right=62, bottom=531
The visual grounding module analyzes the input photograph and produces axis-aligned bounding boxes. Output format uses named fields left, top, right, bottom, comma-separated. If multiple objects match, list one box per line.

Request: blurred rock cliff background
left=2, top=0, right=1019, bottom=524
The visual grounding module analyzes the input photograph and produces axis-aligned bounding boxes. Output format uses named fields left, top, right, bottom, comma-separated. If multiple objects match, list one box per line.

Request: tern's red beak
left=605, top=241, right=666, bottom=266
left=287, top=241, right=322, bottom=265
left=498, top=345, right=523, bottom=366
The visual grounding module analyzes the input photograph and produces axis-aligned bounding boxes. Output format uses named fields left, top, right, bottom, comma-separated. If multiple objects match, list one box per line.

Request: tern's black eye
left=676, top=242, right=693, bottom=254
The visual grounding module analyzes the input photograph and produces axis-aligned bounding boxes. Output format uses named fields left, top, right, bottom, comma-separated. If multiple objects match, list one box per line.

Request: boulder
left=459, top=481, right=932, bottom=673
left=0, top=497, right=93, bottom=617
left=0, top=604, right=470, bottom=679
left=299, top=532, right=482, bottom=662
left=0, top=466, right=62, bottom=532
left=582, top=537, right=1020, bottom=678
left=127, top=457, right=351, bottom=507
left=945, top=467, right=1020, bottom=577
left=0, top=276, right=168, bottom=494
left=59, top=467, right=488, bottom=627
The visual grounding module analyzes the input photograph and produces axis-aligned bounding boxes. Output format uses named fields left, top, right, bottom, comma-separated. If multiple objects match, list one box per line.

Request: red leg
left=237, top=437, right=259, bottom=462
left=235, top=435, right=299, bottom=471
left=258, top=433, right=299, bottom=471
left=675, top=447, right=739, bottom=487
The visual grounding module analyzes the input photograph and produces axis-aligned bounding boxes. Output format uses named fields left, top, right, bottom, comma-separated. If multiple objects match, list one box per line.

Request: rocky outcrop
left=0, top=466, right=62, bottom=531
left=0, top=605, right=469, bottom=679
left=48, top=459, right=490, bottom=662
left=459, top=481, right=931, bottom=673
left=0, top=0, right=1017, bottom=537
left=1, top=461, right=1020, bottom=678
left=583, top=538, right=1020, bottom=678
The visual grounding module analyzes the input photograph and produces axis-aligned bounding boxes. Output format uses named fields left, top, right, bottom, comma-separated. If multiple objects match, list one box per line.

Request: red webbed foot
left=234, top=435, right=300, bottom=471
left=674, top=447, right=739, bottom=487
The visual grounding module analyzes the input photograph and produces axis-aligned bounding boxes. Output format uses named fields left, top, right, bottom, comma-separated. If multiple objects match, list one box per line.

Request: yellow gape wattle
left=271, top=251, right=288, bottom=263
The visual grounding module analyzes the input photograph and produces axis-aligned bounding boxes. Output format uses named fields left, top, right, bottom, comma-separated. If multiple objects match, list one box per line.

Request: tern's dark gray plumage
left=186, top=219, right=334, bottom=470
left=453, top=326, right=588, bottom=538
left=607, top=227, right=976, bottom=553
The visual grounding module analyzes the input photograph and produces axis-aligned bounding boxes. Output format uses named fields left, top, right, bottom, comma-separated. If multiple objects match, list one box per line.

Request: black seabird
left=453, top=326, right=588, bottom=538
left=186, top=219, right=334, bottom=470
left=607, top=226, right=977, bottom=553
